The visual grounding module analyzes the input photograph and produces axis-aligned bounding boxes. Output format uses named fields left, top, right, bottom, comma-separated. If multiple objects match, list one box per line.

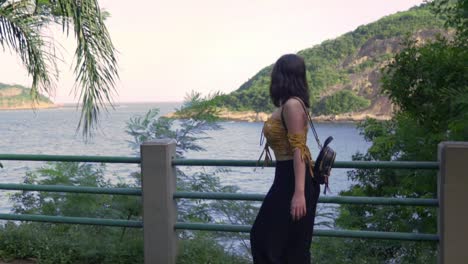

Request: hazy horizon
left=0, top=0, right=424, bottom=103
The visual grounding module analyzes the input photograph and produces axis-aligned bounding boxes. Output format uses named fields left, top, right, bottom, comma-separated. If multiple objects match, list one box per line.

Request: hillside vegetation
left=0, top=83, right=54, bottom=110
left=215, top=5, right=449, bottom=119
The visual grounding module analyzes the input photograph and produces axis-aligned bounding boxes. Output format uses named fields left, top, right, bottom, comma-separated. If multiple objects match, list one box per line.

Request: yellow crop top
left=258, top=116, right=314, bottom=177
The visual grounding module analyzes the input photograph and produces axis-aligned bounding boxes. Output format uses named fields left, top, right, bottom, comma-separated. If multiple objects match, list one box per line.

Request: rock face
left=325, top=28, right=450, bottom=119
left=0, top=84, right=56, bottom=110
left=216, top=109, right=270, bottom=122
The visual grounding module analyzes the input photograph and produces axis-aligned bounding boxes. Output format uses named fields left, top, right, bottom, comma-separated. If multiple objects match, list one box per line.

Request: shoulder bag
left=281, top=97, right=336, bottom=194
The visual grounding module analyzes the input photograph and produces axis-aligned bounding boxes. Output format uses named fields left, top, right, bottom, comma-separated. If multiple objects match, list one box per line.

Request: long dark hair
left=269, top=54, right=310, bottom=108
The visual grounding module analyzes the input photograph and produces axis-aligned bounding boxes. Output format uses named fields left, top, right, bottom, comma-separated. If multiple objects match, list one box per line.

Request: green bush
left=177, top=234, right=249, bottom=264
left=0, top=162, right=144, bottom=264
left=328, top=1, right=467, bottom=262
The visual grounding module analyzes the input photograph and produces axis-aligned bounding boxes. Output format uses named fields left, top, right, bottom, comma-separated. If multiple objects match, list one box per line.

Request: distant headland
left=0, top=83, right=58, bottom=110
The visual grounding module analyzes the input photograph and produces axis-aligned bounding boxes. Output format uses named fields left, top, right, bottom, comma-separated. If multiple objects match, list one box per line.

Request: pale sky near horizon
left=0, top=0, right=425, bottom=103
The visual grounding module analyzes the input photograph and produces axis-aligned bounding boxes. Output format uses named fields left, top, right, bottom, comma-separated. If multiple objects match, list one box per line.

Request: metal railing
left=172, top=159, right=439, bottom=241
left=0, top=153, right=438, bottom=236
left=0, top=153, right=142, bottom=228
left=0, top=141, right=467, bottom=264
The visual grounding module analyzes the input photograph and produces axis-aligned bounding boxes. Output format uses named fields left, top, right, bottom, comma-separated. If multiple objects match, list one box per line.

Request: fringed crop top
left=258, top=116, right=314, bottom=177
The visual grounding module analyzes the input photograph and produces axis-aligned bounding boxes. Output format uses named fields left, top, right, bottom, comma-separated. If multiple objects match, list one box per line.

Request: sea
left=0, top=102, right=371, bottom=214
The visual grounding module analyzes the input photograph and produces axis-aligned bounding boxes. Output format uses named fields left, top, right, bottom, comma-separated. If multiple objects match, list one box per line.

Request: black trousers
left=250, top=160, right=320, bottom=264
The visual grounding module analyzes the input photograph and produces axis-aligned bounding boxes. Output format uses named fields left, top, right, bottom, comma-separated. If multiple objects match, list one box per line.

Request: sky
left=0, top=0, right=425, bottom=103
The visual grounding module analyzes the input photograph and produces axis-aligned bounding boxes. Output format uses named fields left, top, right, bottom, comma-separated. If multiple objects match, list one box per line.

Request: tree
left=244, top=88, right=273, bottom=118
left=324, top=0, right=468, bottom=262
left=0, top=0, right=118, bottom=136
left=312, top=90, right=371, bottom=115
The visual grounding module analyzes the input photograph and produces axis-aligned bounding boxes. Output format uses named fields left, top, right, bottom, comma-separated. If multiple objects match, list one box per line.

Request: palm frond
left=0, top=0, right=118, bottom=137
left=53, top=0, right=119, bottom=137
left=0, top=0, right=57, bottom=102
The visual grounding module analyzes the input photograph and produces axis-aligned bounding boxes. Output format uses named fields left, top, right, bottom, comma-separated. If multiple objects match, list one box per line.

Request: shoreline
left=0, top=103, right=62, bottom=111
left=164, top=109, right=392, bottom=123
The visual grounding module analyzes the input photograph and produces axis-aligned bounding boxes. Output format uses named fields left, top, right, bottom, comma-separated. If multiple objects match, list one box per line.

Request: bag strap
left=281, top=97, right=323, bottom=149
left=255, top=127, right=273, bottom=170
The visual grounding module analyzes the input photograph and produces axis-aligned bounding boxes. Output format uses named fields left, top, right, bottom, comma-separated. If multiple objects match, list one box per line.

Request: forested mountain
left=0, top=83, right=54, bottom=110
left=216, top=4, right=449, bottom=119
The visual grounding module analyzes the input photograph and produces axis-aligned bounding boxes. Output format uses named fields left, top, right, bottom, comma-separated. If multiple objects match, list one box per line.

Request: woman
left=250, top=54, right=320, bottom=264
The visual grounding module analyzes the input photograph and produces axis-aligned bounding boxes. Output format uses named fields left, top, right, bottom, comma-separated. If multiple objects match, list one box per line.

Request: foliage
left=0, top=158, right=251, bottom=263
left=216, top=87, right=275, bottom=113
left=381, top=39, right=468, bottom=141
left=174, top=91, right=223, bottom=121
left=125, top=93, right=256, bottom=258
left=125, top=93, right=262, bottom=259
left=311, top=237, right=437, bottom=264
left=431, top=0, right=468, bottom=45
left=213, top=4, right=447, bottom=115
left=313, top=90, right=371, bottom=115
left=0, top=160, right=251, bottom=263
left=1, top=162, right=143, bottom=264
left=126, top=92, right=221, bottom=158
left=0, top=0, right=118, bottom=136
left=177, top=233, right=249, bottom=264
left=328, top=0, right=468, bottom=262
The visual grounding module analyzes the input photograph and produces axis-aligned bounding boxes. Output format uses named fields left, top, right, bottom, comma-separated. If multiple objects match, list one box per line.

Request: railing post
left=438, top=142, right=468, bottom=264
left=141, top=139, right=178, bottom=264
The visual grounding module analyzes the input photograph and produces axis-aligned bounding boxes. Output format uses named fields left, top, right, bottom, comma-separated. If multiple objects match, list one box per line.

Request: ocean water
left=0, top=103, right=371, bottom=213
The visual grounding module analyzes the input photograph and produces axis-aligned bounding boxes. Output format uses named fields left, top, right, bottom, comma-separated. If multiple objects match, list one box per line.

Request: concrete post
left=438, top=142, right=468, bottom=264
left=141, top=139, right=177, bottom=264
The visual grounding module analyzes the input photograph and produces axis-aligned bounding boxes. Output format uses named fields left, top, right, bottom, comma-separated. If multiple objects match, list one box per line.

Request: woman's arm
left=283, top=98, right=308, bottom=221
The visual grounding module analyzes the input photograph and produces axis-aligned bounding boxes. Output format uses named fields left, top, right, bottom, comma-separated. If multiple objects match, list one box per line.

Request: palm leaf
left=0, top=0, right=56, bottom=101
left=54, top=0, right=119, bottom=136
left=0, top=0, right=119, bottom=137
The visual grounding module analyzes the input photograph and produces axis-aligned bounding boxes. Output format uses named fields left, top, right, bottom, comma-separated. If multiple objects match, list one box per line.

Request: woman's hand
left=291, top=191, right=306, bottom=221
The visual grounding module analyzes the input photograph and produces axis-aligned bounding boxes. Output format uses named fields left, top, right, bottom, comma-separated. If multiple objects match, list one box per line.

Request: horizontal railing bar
left=319, top=196, right=438, bottom=206
left=172, top=159, right=439, bottom=169
left=0, top=184, right=141, bottom=196
left=0, top=155, right=438, bottom=169
left=0, top=184, right=437, bottom=206
left=174, top=222, right=438, bottom=241
left=174, top=191, right=265, bottom=201
left=0, top=213, right=142, bottom=228
left=173, top=191, right=438, bottom=206
left=0, top=154, right=140, bottom=164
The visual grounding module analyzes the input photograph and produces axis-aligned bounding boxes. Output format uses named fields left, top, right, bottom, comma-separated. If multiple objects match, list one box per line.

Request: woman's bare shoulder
left=283, top=97, right=307, bottom=128
left=283, top=97, right=305, bottom=112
